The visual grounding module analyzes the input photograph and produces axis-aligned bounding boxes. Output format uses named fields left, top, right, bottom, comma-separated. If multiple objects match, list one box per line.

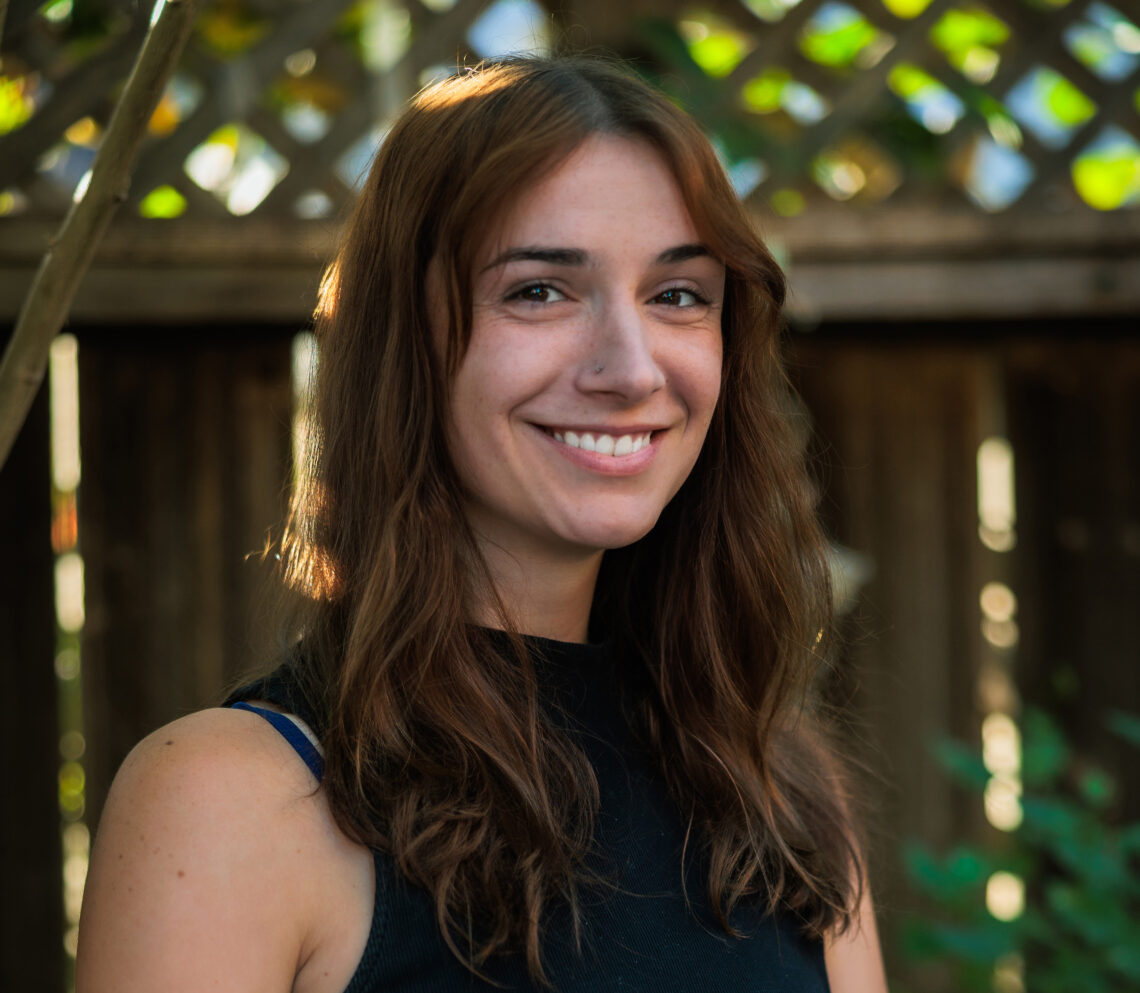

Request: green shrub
left=903, top=708, right=1140, bottom=993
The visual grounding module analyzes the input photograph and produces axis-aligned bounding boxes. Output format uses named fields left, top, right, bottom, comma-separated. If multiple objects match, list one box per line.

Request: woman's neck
left=472, top=540, right=603, bottom=644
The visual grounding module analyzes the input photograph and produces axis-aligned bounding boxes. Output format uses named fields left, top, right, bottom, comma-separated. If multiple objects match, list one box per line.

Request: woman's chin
left=564, top=518, right=661, bottom=554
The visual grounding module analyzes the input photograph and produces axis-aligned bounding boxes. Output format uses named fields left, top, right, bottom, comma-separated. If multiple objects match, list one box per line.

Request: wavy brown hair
left=281, top=56, right=862, bottom=984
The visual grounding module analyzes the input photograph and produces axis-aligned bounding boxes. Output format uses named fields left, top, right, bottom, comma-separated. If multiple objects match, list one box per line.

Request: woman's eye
left=509, top=283, right=566, bottom=304
left=654, top=287, right=707, bottom=308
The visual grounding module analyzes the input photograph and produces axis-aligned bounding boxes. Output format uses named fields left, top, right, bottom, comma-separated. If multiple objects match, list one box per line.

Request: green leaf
left=0, top=76, right=36, bottom=136
left=888, top=62, right=939, bottom=99
left=1118, top=823, right=1140, bottom=853
left=1106, top=710, right=1140, bottom=750
left=1021, top=707, right=1070, bottom=788
left=1078, top=767, right=1115, bottom=808
left=904, top=841, right=995, bottom=906
left=927, top=920, right=1017, bottom=963
left=800, top=16, right=878, bottom=68
left=1019, top=794, right=1082, bottom=837
left=933, top=737, right=991, bottom=790
left=1109, top=941, right=1140, bottom=980
left=1046, top=880, right=1132, bottom=946
left=688, top=32, right=752, bottom=77
left=1040, top=72, right=1096, bottom=127
left=881, top=0, right=935, bottom=18
left=930, top=9, right=1010, bottom=55
left=139, top=185, right=187, bottom=219
left=741, top=69, right=791, bottom=114
left=1073, top=153, right=1140, bottom=211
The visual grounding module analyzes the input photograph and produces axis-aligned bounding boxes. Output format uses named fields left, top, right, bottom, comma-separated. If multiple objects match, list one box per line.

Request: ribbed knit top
left=230, top=635, right=829, bottom=993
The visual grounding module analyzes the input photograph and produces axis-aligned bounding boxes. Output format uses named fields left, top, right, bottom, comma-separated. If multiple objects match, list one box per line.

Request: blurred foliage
left=138, top=184, right=187, bottom=218
left=902, top=707, right=1140, bottom=993
left=1071, top=134, right=1140, bottom=210
left=0, top=75, right=37, bottom=134
left=930, top=7, right=1010, bottom=53
left=798, top=5, right=880, bottom=69
left=881, top=0, right=934, bottom=18
left=1041, top=71, right=1095, bottom=127
left=6, top=0, right=1139, bottom=213
left=681, top=12, right=753, bottom=78
left=194, top=1, right=272, bottom=59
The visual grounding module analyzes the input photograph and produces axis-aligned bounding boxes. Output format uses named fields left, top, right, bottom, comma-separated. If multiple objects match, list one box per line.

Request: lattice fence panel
left=648, top=0, right=1140, bottom=213
left=1, top=0, right=1138, bottom=222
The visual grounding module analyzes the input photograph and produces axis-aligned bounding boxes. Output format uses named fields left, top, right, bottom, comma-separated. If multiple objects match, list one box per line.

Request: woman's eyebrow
left=656, top=243, right=712, bottom=264
left=482, top=243, right=712, bottom=272
left=482, top=247, right=588, bottom=271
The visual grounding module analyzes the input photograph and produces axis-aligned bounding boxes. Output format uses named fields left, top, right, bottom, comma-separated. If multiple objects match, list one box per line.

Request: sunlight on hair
left=316, top=260, right=341, bottom=320
left=282, top=524, right=340, bottom=600
left=287, top=332, right=337, bottom=600
left=291, top=332, right=317, bottom=486
left=417, top=62, right=521, bottom=109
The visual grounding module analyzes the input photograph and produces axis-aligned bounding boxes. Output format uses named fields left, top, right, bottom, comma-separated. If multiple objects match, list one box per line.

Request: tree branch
left=0, top=0, right=199, bottom=472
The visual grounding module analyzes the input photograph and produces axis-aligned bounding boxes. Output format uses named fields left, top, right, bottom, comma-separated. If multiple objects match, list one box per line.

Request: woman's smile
left=533, top=423, right=662, bottom=475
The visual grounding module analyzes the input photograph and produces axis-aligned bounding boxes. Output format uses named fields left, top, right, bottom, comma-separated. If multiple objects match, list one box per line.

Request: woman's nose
left=580, top=300, right=666, bottom=400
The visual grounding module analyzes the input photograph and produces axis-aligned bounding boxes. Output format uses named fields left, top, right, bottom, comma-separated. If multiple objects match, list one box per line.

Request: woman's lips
left=532, top=424, right=663, bottom=475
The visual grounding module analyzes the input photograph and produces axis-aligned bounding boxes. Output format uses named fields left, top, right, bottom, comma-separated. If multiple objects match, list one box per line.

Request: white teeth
left=549, top=429, right=653, bottom=456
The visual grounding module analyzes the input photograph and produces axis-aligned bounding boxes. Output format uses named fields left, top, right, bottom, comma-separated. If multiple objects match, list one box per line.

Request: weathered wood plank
left=792, top=342, right=993, bottom=991
left=0, top=364, right=64, bottom=993
left=2, top=209, right=1137, bottom=323
left=79, top=328, right=293, bottom=831
left=1005, top=342, right=1140, bottom=822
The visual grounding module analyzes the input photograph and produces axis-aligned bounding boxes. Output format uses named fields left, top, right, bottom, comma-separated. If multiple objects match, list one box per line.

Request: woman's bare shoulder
left=77, top=708, right=371, bottom=993
left=114, top=705, right=319, bottom=801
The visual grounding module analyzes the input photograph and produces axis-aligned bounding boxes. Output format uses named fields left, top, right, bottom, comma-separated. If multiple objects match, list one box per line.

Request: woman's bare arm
left=76, top=708, right=334, bottom=993
left=824, top=884, right=889, bottom=993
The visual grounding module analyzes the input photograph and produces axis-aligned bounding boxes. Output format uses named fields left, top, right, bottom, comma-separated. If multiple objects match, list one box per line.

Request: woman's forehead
left=473, top=135, right=702, bottom=267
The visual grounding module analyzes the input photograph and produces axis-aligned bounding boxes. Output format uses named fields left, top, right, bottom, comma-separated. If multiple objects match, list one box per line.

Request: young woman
left=76, top=57, right=888, bottom=992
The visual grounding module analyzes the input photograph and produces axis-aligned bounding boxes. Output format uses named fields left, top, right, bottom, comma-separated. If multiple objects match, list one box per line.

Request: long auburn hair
left=281, top=56, right=862, bottom=984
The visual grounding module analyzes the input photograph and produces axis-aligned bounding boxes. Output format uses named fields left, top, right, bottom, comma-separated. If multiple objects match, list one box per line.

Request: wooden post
left=1006, top=340, right=1140, bottom=821
left=79, top=326, right=293, bottom=831
left=0, top=355, right=64, bottom=993
left=0, top=0, right=199, bottom=472
left=791, top=339, right=992, bottom=990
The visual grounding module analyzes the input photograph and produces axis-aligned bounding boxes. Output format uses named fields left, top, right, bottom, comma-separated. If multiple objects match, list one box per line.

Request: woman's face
left=444, top=134, right=724, bottom=566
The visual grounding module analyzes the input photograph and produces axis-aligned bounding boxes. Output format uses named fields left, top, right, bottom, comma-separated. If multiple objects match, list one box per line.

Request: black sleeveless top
left=229, top=636, right=829, bottom=993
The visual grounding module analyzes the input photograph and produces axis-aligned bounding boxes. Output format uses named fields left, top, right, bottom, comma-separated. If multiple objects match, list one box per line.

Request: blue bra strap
left=231, top=702, right=325, bottom=781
